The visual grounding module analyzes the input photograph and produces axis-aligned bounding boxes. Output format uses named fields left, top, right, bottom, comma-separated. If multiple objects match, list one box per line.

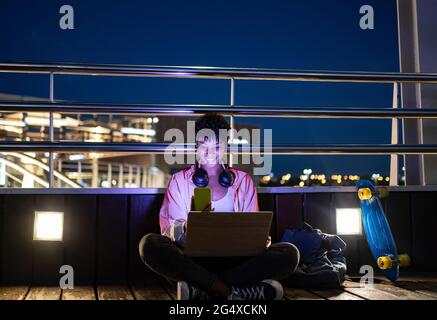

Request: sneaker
left=228, top=280, right=283, bottom=300
left=177, top=281, right=209, bottom=300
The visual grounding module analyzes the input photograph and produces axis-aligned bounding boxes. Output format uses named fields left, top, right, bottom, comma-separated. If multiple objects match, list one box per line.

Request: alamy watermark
left=59, top=5, right=75, bottom=30
left=59, top=264, right=74, bottom=289
left=359, top=5, right=374, bottom=30
left=164, top=120, right=272, bottom=176
left=359, top=265, right=374, bottom=286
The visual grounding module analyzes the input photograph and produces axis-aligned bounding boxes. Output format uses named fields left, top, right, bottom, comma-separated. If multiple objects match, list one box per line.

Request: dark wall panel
left=129, top=194, right=162, bottom=285
left=275, top=194, right=303, bottom=241
left=64, top=195, right=96, bottom=285
left=258, top=194, right=276, bottom=242
left=410, top=192, right=437, bottom=271
left=1, top=195, right=35, bottom=284
left=304, top=193, right=333, bottom=233
left=32, top=242, right=64, bottom=285
left=97, top=195, right=128, bottom=284
left=0, top=196, right=3, bottom=284
left=383, top=192, right=412, bottom=272
left=356, top=237, right=376, bottom=273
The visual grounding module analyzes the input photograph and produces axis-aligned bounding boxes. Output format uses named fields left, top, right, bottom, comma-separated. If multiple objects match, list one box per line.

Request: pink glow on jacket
left=159, top=165, right=259, bottom=241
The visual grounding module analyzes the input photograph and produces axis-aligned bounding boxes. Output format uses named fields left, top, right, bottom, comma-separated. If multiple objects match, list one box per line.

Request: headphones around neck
left=192, top=163, right=235, bottom=188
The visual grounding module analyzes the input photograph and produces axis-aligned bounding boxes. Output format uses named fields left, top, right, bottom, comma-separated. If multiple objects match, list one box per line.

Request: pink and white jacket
left=159, top=165, right=259, bottom=244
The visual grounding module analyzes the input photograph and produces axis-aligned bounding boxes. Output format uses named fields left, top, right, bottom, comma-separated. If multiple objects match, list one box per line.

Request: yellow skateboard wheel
left=398, top=254, right=411, bottom=267
left=358, top=188, right=372, bottom=200
left=378, top=256, right=393, bottom=270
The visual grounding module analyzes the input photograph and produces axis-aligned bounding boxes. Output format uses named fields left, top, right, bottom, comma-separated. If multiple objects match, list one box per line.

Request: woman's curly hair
left=195, top=113, right=230, bottom=142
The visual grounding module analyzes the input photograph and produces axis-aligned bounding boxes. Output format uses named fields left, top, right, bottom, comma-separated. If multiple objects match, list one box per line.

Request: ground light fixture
left=33, top=211, right=64, bottom=241
left=335, top=208, right=362, bottom=235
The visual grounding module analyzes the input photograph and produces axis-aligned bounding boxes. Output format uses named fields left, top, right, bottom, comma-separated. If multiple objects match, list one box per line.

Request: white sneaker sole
left=177, top=281, right=190, bottom=300
left=261, top=279, right=284, bottom=300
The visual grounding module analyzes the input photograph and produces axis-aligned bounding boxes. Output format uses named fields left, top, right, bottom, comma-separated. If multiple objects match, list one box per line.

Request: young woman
left=139, top=114, right=299, bottom=300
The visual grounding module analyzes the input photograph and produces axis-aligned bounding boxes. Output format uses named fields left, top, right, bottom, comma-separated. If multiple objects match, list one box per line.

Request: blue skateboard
left=356, top=179, right=410, bottom=282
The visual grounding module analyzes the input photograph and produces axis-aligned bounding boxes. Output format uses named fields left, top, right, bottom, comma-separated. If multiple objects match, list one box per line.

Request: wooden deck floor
left=1, top=274, right=437, bottom=300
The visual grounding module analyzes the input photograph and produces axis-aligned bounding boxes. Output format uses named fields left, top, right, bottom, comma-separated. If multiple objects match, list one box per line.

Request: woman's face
left=196, top=136, right=226, bottom=166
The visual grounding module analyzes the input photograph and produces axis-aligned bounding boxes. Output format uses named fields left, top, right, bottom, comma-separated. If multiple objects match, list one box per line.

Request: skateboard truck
left=377, top=254, right=411, bottom=270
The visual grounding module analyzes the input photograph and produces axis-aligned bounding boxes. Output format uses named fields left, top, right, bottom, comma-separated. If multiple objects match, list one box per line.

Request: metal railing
left=2, top=62, right=437, bottom=82
left=1, top=61, right=437, bottom=187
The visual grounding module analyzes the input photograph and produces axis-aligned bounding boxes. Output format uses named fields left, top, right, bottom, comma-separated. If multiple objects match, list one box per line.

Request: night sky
left=0, top=0, right=400, bottom=177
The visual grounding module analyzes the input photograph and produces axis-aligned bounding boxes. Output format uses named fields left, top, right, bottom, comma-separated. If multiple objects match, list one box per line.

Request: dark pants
left=139, top=233, right=300, bottom=292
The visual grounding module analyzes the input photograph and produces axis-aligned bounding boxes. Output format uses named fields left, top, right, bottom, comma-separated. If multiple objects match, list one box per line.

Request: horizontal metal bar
left=2, top=101, right=437, bottom=119
left=1, top=141, right=437, bottom=154
left=1, top=62, right=437, bottom=83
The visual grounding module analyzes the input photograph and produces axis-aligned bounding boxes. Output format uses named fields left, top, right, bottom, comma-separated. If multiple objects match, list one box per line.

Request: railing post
left=390, top=82, right=399, bottom=186
left=118, top=164, right=123, bottom=188
left=135, top=165, right=141, bottom=187
left=77, top=160, right=82, bottom=185
left=57, top=159, right=62, bottom=187
left=229, top=78, right=235, bottom=167
left=397, top=0, right=426, bottom=186
left=91, top=157, right=98, bottom=188
left=128, top=165, right=133, bottom=186
left=141, top=167, right=146, bottom=188
left=107, top=163, right=112, bottom=188
left=48, top=72, right=55, bottom=187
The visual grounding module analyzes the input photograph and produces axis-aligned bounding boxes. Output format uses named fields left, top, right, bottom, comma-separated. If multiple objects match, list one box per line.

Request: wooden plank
left=64, top=195, right=97, bottom=285
left=275, top=194, right=303, bottom=241
left=0, top=286, right=29, bottom=300
left=26, top=287, right=61, bottom=300
left=372, top=282, right=437, bottom=300
left=377, top=274, right=437, bottom=298
left=129, top=195, right=162, bottom=285
left=1, top=195, right=35, bottom=284
left=158, top=278, right=177, bottom=300
left=62, top=286, right=96, bottom=300
left=283, top=288, right=323, bottom=300
left=392, top=274, right=437, bottom=282
left=311, top=289, right=363, bottom=300
left=97, top=195, right=128, bottom=284
left=97, top=285, right=134, bottom=300
left=343, top=281, right=400, bottom=300
left=394, top=281, right=437, bottom=299
left=131, top=286, right=172, bottom=300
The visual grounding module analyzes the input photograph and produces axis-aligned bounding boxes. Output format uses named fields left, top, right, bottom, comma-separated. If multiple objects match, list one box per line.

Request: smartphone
left=193, top=187, right=212, bottom=212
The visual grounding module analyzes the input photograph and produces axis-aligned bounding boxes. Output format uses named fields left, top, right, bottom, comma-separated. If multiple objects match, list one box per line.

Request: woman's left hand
left=266, top=236, right=272, bottom=248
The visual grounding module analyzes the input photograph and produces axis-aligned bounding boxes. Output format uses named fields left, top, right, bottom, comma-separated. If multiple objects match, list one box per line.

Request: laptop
left=183, top=211, right=273, bottom=257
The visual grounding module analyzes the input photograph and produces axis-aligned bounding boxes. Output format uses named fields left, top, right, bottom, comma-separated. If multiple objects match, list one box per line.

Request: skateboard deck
left=356, top=179, right=410, bottom=282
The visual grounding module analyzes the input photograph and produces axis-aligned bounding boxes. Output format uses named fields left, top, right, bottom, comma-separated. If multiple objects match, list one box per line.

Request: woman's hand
left=266, top=236, right=272, bottom=248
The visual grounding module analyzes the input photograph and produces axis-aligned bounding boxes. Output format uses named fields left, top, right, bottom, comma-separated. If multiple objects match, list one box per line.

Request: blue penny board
left=356, top=179, right=399, bottom=282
